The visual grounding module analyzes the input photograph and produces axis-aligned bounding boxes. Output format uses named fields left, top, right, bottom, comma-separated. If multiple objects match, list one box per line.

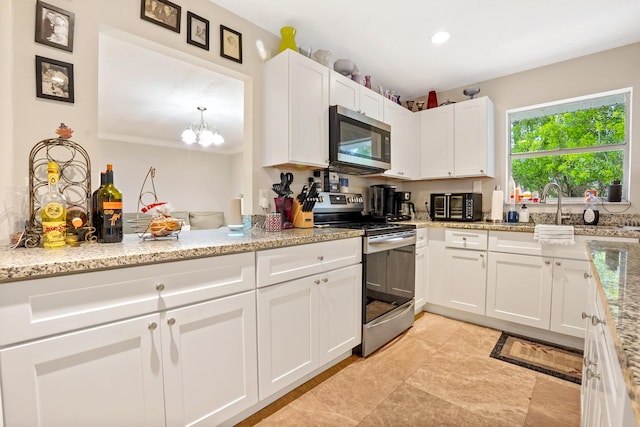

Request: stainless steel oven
left=313, top=192, right=416, bottom=357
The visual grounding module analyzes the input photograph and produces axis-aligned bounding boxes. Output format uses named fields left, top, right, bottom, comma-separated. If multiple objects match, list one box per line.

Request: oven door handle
left=368, top=301, right=415, bottom=327
left=369, top=235, right=415, bottom=244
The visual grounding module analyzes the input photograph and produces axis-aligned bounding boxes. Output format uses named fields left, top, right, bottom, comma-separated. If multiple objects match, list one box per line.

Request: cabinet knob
left=545, top=260, right=551, bottom=265
left=584, top=272, right=592, bottom=279
left=322, top=278, right=328, bottom=283
left=314, top=279, right=321, bottom=285
left=586, top=368, right=601, bottom=381
left=555, top=261, right=561, bottom=266
left=156, top=283, right=165, bottom=291
left=583, top=357, right=592, bottom=367
left=480, top=169, right=484, bottom=174
left=581, top=312, right=592, bottom=320
left=167, top=318, right=176, bottom=326
left=317, top=255, right=324, bottom=261
left=591, top=316, right=606, bottom=327
left=148, top=322, right=158, bottom=331
left=479, top=253, right=484, bottom=258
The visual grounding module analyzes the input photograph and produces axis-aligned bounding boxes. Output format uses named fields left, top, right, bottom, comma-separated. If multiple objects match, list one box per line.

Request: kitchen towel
left=533, top=224, right=575, bottom=245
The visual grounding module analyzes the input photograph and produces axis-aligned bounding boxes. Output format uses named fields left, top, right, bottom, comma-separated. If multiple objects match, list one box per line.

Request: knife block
left=292, top=200, right=314, bottom=228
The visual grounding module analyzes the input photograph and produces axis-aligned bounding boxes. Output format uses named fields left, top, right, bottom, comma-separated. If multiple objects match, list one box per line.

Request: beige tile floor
left=238, top=312, right=581, bottom=427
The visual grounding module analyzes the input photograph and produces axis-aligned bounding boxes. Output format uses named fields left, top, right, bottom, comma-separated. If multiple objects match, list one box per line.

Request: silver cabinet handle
left=167, top=318, right=176, bottom=326
left=317, top=255, right=324, bottom=261
left=156, top=283, right=165, bottom=291
left=479, top=253, right=484, bottom=258
left=583, top=357, right=592, bottom=367
left=556, top=261, right=561, bottom=266
left=322, top=278, right=328, bottom=283
left=581, top=312, right=592, bottom=320
left=584, top=272, right=592, bottom=279
left=586, top=368, right=601, bottom=381
left=592, top=316, right=606, bottom=327
left=314, top=279, right=320, bottom=285
left=148, top=322, right=157, bottom=331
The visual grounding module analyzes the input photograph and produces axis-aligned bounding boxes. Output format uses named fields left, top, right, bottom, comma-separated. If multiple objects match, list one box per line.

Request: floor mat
left=490, top=332, right=583, bottom=384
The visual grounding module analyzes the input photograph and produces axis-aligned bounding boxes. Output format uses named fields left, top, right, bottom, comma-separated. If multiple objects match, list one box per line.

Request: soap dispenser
left=583, top=192, right=599, bottom=225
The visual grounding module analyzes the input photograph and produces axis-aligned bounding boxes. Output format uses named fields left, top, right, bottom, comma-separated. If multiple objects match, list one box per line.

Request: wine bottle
left=67, top=206, right=88, bottom=230
left=92, top=171, right=106, bottom=238
left=41, top=161, right=67, bottom=248
left=97, top=164, right=123, bottom=243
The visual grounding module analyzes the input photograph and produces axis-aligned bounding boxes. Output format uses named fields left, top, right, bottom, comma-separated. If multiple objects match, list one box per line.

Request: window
left=507, top=88, right=631, bottom=202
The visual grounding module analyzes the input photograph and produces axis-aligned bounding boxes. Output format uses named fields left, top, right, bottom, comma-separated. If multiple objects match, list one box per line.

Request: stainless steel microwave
left=329, top=105, right=391, bottom=175
left=430, top=193, right=483, bottom=221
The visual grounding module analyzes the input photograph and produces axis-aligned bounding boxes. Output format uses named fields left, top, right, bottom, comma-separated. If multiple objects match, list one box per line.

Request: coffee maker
left=370, top=184, right=396, bottom=219
left=394, top=191, right=415, bottom=220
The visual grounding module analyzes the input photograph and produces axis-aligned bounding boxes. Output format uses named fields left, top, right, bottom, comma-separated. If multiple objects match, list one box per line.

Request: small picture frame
left=140, top=0, right=181, bottom=33
left=220, top=25, right=242, bottom=64
left=35, top=1, right=75, bottom=52
left=186, top=11, right=209, bottom=50
left=36, top=55, right=74, bottom=103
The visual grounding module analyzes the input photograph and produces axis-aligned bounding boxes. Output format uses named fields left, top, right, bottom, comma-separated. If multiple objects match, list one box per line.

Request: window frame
left=505, top=87, right=632, bottom=204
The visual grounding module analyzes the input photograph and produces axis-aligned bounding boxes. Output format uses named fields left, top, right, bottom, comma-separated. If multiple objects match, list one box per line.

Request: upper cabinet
left=420, top=96, right=495, bottom=179
left=329, top=70, right=385, bottom=121
left=262, top=50, right=330, bottom=169
left=383, top=99, right=420, bottom=179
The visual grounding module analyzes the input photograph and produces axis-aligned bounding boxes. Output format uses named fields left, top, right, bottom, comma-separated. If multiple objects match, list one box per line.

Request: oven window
left=339, top=121, right=382, bottom=160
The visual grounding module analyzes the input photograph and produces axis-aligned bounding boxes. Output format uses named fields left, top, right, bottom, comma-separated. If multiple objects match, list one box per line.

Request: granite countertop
left=588, top=241, right=640, bottom=423
left=403, top=219, right=640, bottom=239
left=0, top=227, right=363, bottom=283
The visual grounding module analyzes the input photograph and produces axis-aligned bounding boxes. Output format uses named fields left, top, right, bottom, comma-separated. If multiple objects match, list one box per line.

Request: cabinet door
left=420, top=104, right=454, bottom=179
left=329, top=70, right=360, bottom=111
left=426, top=228, right=447, bottom=305
left=318, top=265, right=362, bottom=365
left=454, top=96, right=495, bottom=177
left=359, top=88, right=385, bottom=121
left=162, top=291, right=258, bottom=427
left=383, top=100, right=419, bottom=179
left=444, top=248, right=487, bottom=315
left=414, top=245, right=427, bottom=313
left=486, top=253, right=552, bottom=328
left=550, top=259, right=590, bottom=338
left=289, top=53, right=329, bottom=166
left=0, top=314, right=166, bottom=427
left=257, top=277, right=319, bottom=399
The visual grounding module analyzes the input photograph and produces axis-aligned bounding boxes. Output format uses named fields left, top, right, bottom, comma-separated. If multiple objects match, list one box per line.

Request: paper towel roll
left=229, top=199, right=243, bottom=226
left=490, top=189, right=504, bottom=221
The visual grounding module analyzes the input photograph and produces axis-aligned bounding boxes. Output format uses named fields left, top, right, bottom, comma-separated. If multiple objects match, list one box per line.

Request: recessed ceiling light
left=431, top=31, right=450, bottom=44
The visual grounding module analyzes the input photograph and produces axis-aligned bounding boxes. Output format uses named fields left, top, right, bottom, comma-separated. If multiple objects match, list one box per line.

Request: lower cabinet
left=550, top=258, right=590, bottom=337
left=0, top=291, right=258, bottom=427
left=257, top=264, right=362, bottom=400
left=414, top=245, right=427, bottom=313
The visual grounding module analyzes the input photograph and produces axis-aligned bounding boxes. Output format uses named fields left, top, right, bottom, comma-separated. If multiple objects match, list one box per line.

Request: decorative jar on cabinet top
left=278, top=26, right=298, bottom=53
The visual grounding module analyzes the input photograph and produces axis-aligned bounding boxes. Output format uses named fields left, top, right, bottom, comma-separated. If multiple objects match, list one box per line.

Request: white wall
left=1, top=0, right=280, bottom=244
left=403, top=42, right=640, bottom=216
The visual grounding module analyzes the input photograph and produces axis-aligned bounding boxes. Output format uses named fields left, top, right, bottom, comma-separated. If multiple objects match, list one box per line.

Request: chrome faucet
left=541, top=182, right=563, bottom=225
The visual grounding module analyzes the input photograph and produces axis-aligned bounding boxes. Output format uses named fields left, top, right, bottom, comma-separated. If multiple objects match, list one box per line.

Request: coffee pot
left=394, top=191, right=415, bottom=219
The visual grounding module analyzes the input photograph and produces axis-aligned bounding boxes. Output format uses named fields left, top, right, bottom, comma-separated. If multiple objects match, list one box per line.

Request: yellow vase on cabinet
left=278, top=26, right=298, bottom=53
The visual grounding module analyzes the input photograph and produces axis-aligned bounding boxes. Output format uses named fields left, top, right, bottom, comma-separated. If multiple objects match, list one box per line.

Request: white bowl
left=334, top=59, right=356, bottom=76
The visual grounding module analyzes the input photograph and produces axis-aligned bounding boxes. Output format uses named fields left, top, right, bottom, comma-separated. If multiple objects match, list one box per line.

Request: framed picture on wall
left=186, top=11, right=209, bottom=50
left=35, top=56, right=74, bottom=103
left=35, top=1, right=75, bottom=52
left=140, top=0, right=181, bottom=33
left=220, top=25, right=242, bottom=64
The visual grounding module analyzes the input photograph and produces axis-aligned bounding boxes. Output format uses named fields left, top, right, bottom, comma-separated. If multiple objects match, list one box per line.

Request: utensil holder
left=292, top=200, right=314, bottom=228
left=274, top=197, right=293, bottom=229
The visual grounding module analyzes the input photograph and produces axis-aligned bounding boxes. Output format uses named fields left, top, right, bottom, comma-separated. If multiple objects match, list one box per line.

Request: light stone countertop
left=0, top=227, right=363, bottom=283
left=588, top=241, right=640, bottom=424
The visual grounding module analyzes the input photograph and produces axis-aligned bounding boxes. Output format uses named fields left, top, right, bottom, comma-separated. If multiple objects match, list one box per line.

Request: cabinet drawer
left=256, top=238, right=362, bottom=287
left=0, top=253, right=255, bottom=346
left=445, top=229, right=487, bottom=250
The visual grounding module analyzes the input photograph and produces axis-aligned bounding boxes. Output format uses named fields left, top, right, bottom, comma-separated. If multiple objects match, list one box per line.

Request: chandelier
left=181, top=106, right=224, bottom=147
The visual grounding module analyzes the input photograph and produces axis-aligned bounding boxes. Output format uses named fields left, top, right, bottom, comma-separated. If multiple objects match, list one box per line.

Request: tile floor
left=237, top=312, right=581, bottom=427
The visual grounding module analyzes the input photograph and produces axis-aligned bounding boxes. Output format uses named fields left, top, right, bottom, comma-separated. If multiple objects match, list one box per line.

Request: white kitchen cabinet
left=329, top=70, right=385, bottom=121
left=420, top=96, right=494, bottom=179
left=550, top=258, right=590, bottom=337
left=0, top=314, right=166, bottom=427
left=383, top=99, right=420, bottom=179
left=427, top=228, right=487, bottom=315
left=414, top=228, right=428, bottom=313
left=0, top=253, right=258, bottom=427
left=486, top=252, right=553, bottom=329
left=263, top=49, right=330, bottom=168
left=257, top=264, right=361, bottom=399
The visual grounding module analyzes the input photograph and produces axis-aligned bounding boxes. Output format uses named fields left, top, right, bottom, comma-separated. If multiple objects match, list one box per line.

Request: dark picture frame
left=220, top=25, right=242, bottom=64
left=186, top=11, right=209, bottom=50
left=35, top=1, right=75, bottom=52
left=140, top=0, right=181, bottom=33
left=35, top=55, right=74, bottom=103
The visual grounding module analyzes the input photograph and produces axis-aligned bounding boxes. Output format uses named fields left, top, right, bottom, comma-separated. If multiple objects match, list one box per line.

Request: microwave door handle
left=444, top=196, right=449, bottom=218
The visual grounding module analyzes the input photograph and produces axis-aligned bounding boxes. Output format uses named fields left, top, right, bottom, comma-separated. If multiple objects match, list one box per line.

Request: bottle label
left=43, top=203, right=65, bottom=220
left=42, top=221, right=67, bottom=247
left=103, top=201, right=123, bottom=210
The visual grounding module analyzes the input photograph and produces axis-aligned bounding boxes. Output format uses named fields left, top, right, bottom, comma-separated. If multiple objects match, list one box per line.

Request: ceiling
left=98, top=33, right=244, bottom=154
left=211, top=0, right=640, bottom=101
